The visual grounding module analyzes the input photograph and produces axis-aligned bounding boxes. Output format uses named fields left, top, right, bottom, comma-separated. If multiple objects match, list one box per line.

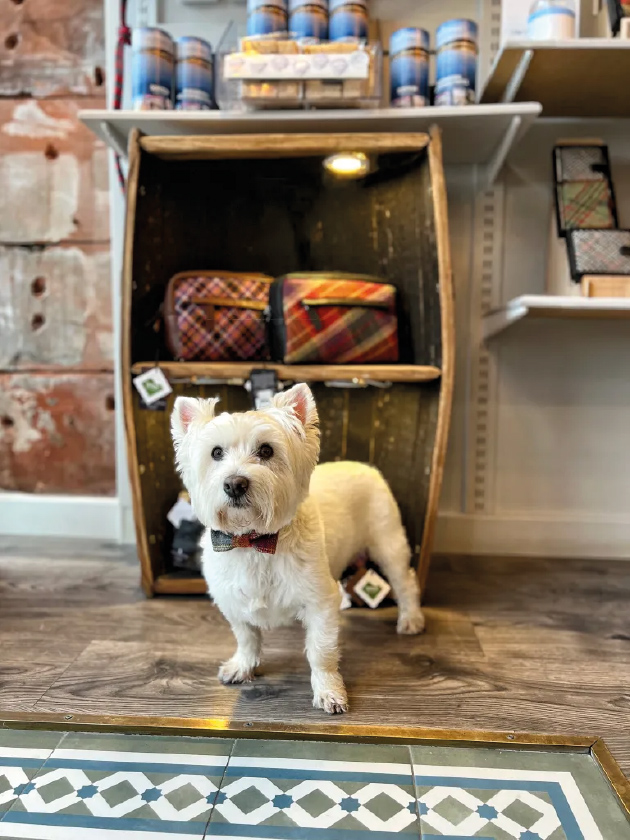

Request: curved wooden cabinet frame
left=122, top=128, right=454, bottom=599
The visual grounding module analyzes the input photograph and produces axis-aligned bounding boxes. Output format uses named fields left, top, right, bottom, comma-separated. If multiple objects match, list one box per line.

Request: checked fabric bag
left=553, top=142, right=618, bottom=236
left=268, top=273, right=399, bottom=364
left=164, top=271, right=273, bottom=362
left=566, top=229, right=630, bottom=279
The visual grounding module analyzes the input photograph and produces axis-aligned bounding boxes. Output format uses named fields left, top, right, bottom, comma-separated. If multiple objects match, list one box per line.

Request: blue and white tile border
left=0, top=747, right=232, bottom=839
left=225, top=756, right=414, bottom=782
left=0, top=724, right=627, bottom=840
left=0, top=746, right=56, bottom=814
left=211, top=755, right=418, bottom=836
left=414, top=764, right=603, bottom=840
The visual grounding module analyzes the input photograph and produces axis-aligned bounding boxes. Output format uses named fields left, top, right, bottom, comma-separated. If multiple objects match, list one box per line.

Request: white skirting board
left=0, top=493, right=123, bottom=542
left=436, top=511, right=630, bottom=560
left=2, top=494, right=630, bottom=561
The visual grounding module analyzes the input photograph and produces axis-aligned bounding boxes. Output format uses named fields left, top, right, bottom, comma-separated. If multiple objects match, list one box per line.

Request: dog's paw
left=313, top=688, right=349, bottom=715
left=218, top=659, right=256, bottom=685
left=397, top=610, right=426, bottom=635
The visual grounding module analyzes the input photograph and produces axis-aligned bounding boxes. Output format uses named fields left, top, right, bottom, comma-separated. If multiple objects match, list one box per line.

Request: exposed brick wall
left=0, top=1, right=115, bottom=495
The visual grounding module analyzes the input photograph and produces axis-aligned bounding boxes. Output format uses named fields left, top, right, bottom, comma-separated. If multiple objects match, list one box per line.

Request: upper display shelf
left=79, top=103, right=541, bottom=187
left=481, top=39, right=630, bottom=118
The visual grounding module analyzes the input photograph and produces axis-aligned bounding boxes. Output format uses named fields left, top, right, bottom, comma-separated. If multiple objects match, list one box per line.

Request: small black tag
left=139, top=397, right=168, bottom=412
left=249, top=369, right=279, bottom=410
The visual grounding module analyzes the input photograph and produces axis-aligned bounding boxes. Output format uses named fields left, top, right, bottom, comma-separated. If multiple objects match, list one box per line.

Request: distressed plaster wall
left=0, top=1, right=115, bottom=495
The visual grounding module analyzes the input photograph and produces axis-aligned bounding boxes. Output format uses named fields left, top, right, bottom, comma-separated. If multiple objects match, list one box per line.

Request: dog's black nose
left=224, top=475, right=249, bottom=499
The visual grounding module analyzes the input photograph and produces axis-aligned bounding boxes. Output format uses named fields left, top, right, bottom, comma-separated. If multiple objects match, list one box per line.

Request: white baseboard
left=435, top=511, right=630, bottom=559
left=0, top=493, right=123, bottom=541
left=121, top=504, right=136, bottom=544
left=2, top=493, right=629, bottom=559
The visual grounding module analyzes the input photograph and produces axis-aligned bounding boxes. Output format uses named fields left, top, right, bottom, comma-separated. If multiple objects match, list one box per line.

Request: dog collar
left=210, top=530, right=279, bottom=555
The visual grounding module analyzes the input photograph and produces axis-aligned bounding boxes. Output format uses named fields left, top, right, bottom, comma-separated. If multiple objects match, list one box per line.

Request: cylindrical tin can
left=289, top=0, right=328, bottom=40
left=131, top=27, right=174, bottom=110
left=247, top=0, right=289, bottom=37
left=175, top=36, right=214, bottom=110
left=329, top=0, right=368, bottom=42
left=435, top=18, right=478, bottom=106
left=390, top=27, right=429, bottom=108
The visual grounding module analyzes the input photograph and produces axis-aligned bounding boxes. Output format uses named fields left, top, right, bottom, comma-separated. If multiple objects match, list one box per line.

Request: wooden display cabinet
left=122, top=128, right=454, bottom=597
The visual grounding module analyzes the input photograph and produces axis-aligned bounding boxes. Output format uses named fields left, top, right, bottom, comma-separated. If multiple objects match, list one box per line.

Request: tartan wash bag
left=566, top=229, right=630, bottom=279
left=164, top=271, right=273, bottom=362
left=268, top=273, right=399, bottom=364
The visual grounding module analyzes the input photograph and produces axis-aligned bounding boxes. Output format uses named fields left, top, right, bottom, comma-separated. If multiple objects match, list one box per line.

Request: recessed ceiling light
left=323, top=151, right=370, bottom=179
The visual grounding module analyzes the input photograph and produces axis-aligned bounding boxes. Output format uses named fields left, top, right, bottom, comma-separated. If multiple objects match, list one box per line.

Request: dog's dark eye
left=211, top=446, right=223, bottom=461
left=258, top=443, right=274, bottom=460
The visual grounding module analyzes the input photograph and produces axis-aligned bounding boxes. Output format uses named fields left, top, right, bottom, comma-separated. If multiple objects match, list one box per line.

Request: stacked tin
left=131, top=28, right=174, bottom=110
left=174, top=36, right=214, bottom=110
left=390, top=27, right=430, bottom=108
left=435, top=18, right=478, bottom=106
left=288, top=0, right=329, bottom=40
left=247, top=0, right=289, bottom=36
left=328, top=0, right=368, bottom=41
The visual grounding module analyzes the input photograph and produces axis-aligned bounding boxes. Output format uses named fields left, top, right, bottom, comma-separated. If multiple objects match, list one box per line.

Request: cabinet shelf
left=483, top=295, right=630, bottom=339
left=80, top=103, right=541, bottom=185
left=131, top=361, right=442, bottom=384
left=481, top=39, right=630, bottom=117
left=153, top=574, right=207, bottom=596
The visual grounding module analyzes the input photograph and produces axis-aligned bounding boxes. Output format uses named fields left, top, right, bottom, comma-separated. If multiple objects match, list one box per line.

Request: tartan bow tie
left=210, top=529, right=279, bottom=555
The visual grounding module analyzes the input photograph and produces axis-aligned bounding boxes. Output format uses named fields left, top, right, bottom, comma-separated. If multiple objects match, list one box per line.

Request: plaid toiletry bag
left=552, top=141, right=618, bottom=236
left=268, top=273, right=399, bottom=364
left=566, top=229, right=630, bottom=279
left=164, top=271, right=273, bottom=362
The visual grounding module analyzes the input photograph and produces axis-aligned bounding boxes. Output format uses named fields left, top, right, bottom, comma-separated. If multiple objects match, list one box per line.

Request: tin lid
left=247, top=0, right=288, bottom=12
left=435, top=18, right=478, bottom=48
left=131, top=27, right=174, bottom=50
left=390, top=27, right=430, bottom=55
left=288, top=0, right=327, bottom=11
left=329, top=0, right=368, bottom=12
left=175, top=36, right=213, bottom=61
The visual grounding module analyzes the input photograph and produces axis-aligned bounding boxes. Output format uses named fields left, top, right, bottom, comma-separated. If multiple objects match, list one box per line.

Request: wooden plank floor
left=1, top=538, right=629, bottom=774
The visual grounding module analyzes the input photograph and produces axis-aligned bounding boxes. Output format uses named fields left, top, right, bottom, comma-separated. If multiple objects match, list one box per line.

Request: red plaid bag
left=164, top=271, right=273, bottom=362
left=268, top=273, right=398, bottom=364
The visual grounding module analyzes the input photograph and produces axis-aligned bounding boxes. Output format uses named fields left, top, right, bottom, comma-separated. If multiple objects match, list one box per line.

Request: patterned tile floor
left=0, top=729, right=627, bottom=839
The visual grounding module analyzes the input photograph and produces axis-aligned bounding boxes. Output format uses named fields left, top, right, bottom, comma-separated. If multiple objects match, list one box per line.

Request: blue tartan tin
left=435, top=18, right=478, bottom=107
left=289, top=0, right=328, bottom=40
left=131, top=27, right=174, bottom=110
left=175, top=37, right=214, bottom=110
left=329, top=0, right=368, bottom=42
left=247, top=0, right=289, bottom=36
left=390, top=27, right=429, bottom=108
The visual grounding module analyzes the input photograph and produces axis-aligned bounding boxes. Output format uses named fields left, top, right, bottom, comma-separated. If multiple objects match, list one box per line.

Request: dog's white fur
left=171, top=383, right=425, bottom=714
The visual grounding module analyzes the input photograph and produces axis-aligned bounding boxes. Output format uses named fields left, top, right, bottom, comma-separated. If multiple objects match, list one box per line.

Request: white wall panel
left=495, top=319, right=630, bottom=516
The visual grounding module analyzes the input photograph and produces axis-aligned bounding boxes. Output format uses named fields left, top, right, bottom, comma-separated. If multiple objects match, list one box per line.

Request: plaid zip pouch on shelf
left=554, top=143, right=612, bottom=183
left=567, top=229, right=630, bottom=280
left=164, top=271, right=273, bottom=361
left=268, top=273, right=398, bottom=364
left=555, top=181, right=618, bottom=235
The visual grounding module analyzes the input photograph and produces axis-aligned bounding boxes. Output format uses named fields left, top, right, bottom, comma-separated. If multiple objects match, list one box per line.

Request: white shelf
left=80, top=103, right=541, bottom=185
left=481, top=39, right=630, bottom=117
left=483, top=295, right=630, bottom=339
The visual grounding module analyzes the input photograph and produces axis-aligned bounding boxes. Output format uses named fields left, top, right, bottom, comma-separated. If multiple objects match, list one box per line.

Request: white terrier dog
left=171, top=383, right=425, bottom=714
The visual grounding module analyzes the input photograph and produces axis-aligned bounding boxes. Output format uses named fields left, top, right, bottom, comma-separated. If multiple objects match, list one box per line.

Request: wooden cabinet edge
left=417, top=125, right=455, bottom=598
left=123, top=129, right=156, bottom=592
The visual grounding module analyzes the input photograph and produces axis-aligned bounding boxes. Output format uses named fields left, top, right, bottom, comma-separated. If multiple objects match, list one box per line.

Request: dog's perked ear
left=171, top=396, right=219, bottom=445
left=272, top=383, right=318, bottom=429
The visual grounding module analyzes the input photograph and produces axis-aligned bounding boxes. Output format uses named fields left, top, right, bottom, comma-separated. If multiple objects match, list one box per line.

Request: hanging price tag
left=133, top=368, right=173, bottom=406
